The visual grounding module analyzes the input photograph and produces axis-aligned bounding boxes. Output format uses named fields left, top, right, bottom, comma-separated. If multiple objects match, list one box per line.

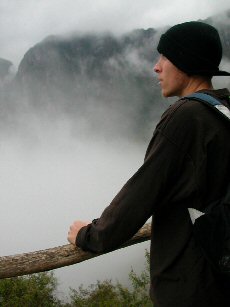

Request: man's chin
left=162, top=90, right=177, bottom=98
left=162, top=91, right=170, bottom=98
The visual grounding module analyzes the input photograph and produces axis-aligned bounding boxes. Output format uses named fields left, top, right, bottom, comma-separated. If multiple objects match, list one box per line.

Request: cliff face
left=13, top=28, right=163, bottom=139
left=0, top=58, right=12, bottom=85
left=16, top=29, right=158, bottom=104
left=15, top=12, right=230, bottom=107
left=205, top=10, right=230, bottom=60
left=2, top=11, right=230, bottom=139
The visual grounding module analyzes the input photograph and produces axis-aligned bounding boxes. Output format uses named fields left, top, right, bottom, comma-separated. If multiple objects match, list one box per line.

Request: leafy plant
left=68, top=250, right=152, bottom=307
left=0, top=251, right=152, bottom=306
left=0, top=272, right=62, bottom=307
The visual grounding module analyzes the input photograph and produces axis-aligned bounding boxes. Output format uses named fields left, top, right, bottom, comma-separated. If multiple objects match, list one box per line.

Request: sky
left=0, top=0, right=230, bottom=302
left=0, top=0, right=230, bottom=67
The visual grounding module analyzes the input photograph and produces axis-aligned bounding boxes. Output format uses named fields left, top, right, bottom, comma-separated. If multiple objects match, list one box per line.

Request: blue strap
left=184, top=92, right=230, bottom=122
left=185, top=93, right=222, bottom=106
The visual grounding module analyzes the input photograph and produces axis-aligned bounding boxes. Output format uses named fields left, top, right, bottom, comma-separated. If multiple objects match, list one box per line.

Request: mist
left=0, top=2, right=230, bottom=302
left=1, top=0, right=230, bottom=67
left=0, top=117, right=152, bottom=298
left=0, top=87, right=158, bottom=300
left=0, top=26, right=164, bottom=298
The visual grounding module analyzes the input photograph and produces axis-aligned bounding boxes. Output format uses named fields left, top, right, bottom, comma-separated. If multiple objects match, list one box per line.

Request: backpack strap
left=185, top=93, right=230, bottom=223
left=185, top=93, right=230, bottom=274
left=184, top=92, right=230, bottom=121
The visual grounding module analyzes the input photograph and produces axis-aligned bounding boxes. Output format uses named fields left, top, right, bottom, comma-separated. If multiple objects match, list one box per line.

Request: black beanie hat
left=157, top=21, right=230, bottom=76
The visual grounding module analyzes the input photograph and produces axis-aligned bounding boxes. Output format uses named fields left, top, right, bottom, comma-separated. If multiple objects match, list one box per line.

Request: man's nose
left=154, top=63, right=160, bottom=73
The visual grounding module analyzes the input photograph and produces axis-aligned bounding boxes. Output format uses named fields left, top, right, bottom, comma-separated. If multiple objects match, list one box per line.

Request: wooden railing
left=0, top=223, right=151, bottom=279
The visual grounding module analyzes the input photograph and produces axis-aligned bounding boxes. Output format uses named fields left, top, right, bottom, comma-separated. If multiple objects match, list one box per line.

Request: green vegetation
left=69, top=251, right=152, bottom=307
left=0, top=272, right=62, bottom=307
left=0, top=252, right=152, bottom=307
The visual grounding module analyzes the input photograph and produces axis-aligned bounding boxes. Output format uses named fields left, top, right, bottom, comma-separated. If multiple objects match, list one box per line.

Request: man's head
left=157, top=21, right=230, bottom=76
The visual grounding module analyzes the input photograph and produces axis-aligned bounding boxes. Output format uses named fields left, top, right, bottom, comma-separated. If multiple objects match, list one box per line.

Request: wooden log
left=0, top=223, right=151, bottom=279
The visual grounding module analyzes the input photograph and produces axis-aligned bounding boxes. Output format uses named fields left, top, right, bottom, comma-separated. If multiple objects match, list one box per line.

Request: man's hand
left=67, top=220, right=89, bottom=245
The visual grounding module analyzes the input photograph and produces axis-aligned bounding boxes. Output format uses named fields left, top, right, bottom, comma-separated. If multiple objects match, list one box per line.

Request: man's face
left=154, top=55, right=190, bottom=98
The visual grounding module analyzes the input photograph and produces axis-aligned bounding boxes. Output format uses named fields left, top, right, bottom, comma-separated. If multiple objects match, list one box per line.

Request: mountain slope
left=3, top=10, right=230, bottom=140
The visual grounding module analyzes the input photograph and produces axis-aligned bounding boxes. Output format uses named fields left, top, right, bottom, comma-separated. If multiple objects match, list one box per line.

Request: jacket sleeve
left=76, top=103, right=196, bottom=253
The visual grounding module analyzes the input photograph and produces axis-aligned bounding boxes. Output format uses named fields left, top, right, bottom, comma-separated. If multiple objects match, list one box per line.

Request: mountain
left=13, top=28, right=162, bottom=140
left=0, top=58, right=12, bottom=84
left=204, top=10, right=230, bottom=60
left=2, top=11, right=230, bottom=140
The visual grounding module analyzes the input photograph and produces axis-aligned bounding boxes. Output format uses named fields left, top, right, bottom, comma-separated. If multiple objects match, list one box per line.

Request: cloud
left=0, top=120, right=150, bottom=299
left=0, top=0, right=230, bottom=66
left=213, top=57, right=230, bottom=88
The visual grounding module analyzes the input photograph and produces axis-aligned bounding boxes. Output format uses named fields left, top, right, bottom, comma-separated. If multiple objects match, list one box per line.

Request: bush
left=68, top=250, right=152, bottom=307
left=0, top=251, right=152, bottom=306
left=0, top=272, right=62, bottom=307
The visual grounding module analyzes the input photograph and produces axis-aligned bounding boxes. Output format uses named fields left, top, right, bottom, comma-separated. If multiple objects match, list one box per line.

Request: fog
left=213, top=57, right=230, bottom=88
left=0, top=22, right=165, bottom=299
left=1, top=0, right=230, bottom=66
left=0, top=112, right=156, bottom=299
left=0, top=36, right=229, bottom=301
left=0, top=1, right=230, bottom=302
left=0, top=124, right=149, bottom=257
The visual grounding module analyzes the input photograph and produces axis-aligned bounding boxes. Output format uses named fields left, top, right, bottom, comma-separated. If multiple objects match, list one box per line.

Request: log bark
left=0, top=223, right=151, bottom=279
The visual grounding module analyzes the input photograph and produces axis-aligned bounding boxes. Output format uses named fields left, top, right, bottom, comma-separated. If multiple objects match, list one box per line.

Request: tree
left=0, top=251, right=152, bottom=306
left=0, top=272, right=62, bottom=307
left=68, top=250, right=152, bottom=307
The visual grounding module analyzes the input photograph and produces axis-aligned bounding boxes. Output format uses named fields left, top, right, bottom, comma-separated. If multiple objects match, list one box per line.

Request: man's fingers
left=67, top=220, right=90, bottom=244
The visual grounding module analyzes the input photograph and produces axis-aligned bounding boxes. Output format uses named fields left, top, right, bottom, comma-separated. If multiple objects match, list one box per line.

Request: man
left=68, top=21, right=230, bottom=306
